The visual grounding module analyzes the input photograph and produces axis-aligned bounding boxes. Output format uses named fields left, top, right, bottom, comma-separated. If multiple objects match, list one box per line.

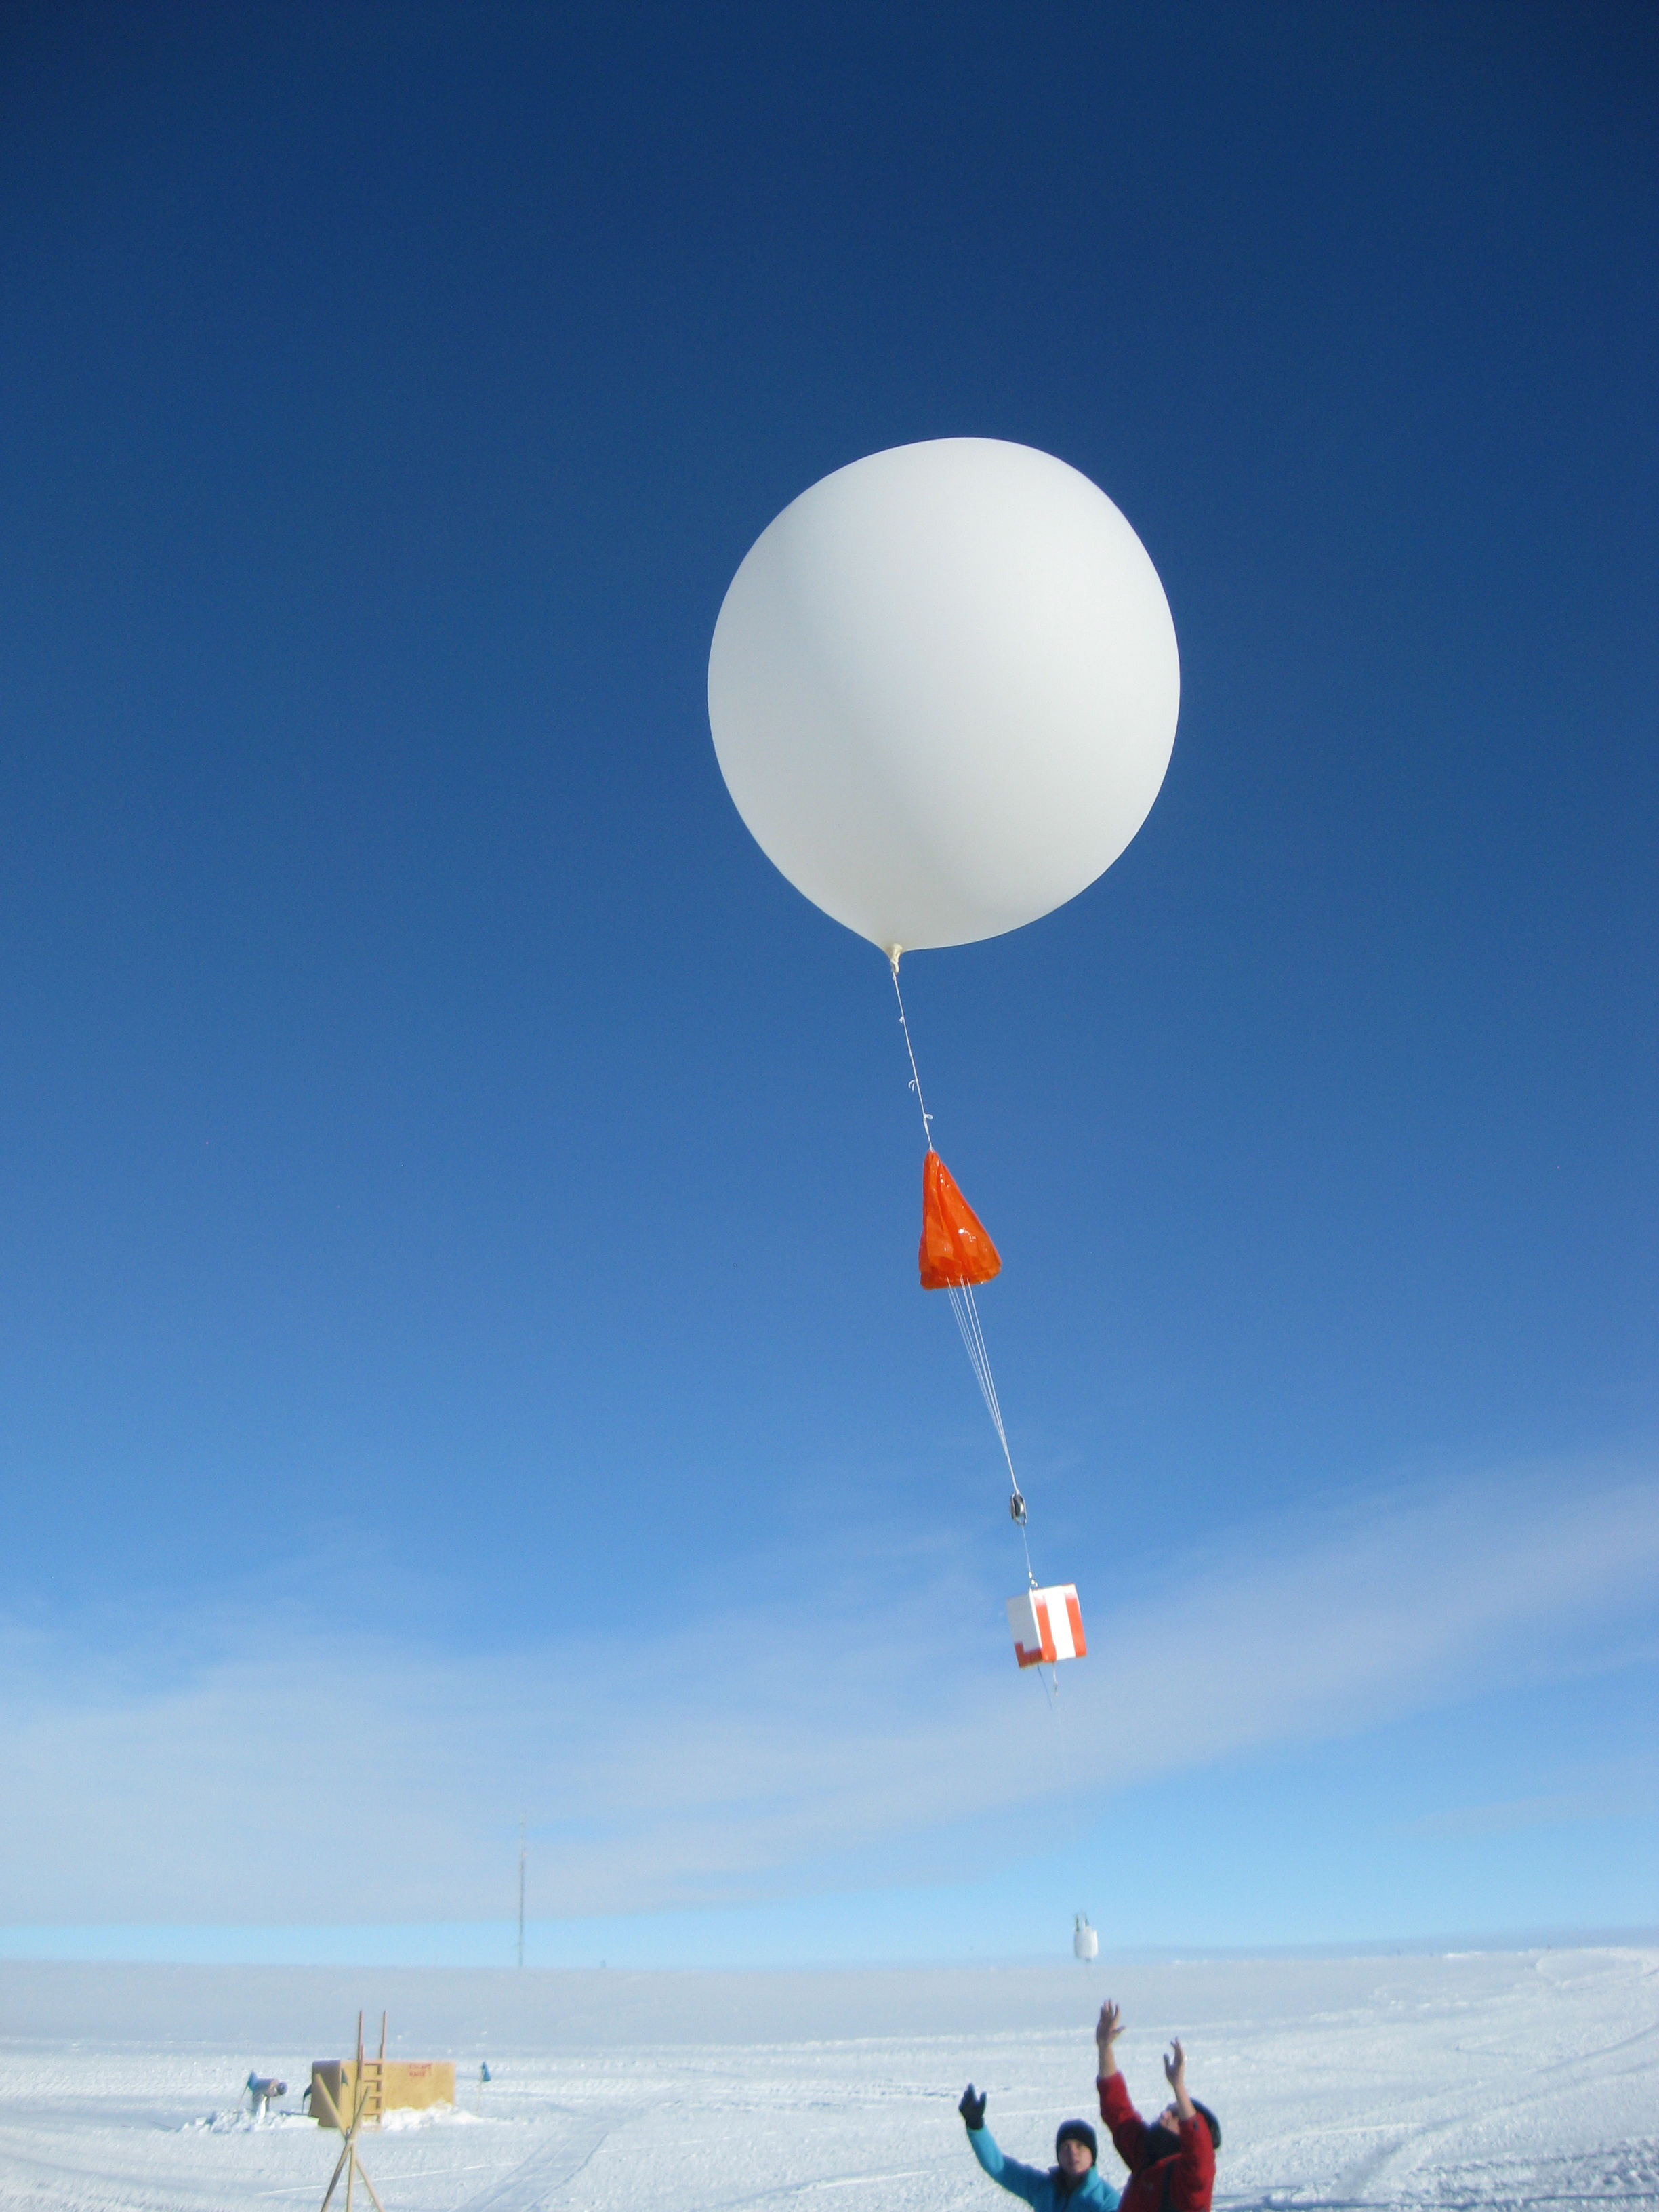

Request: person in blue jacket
left=959, top=2076, right=1122, bottom=2212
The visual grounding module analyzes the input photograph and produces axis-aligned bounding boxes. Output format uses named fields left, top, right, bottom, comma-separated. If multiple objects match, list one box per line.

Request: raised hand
left=1097, top=2001, right=1123, bottom=2076
left=960, top=2084, right=987, bottom=2131
left=1164, top=2039, right=1194, bottom=2118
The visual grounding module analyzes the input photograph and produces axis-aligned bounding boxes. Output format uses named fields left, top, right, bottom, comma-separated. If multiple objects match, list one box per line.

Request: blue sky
left=0, top=6, right=1653, bottom=1963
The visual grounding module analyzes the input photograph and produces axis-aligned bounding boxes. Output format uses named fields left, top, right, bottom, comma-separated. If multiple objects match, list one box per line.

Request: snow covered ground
left=0, top=1947, right=1653, bottom=2212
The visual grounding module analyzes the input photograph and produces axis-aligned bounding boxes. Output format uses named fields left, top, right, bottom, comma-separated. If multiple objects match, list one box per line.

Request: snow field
left=0, top=1948, right=1653, bottom=2212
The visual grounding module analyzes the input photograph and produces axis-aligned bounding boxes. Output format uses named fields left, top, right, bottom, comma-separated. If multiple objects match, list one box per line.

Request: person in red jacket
left=1093, top=2001, right=1218, bottom=2212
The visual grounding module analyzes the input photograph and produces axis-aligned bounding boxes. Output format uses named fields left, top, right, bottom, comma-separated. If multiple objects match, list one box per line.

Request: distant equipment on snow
left=311, top=2055, right=455, bottom=2129
left=245, top=2073, right=286, bottom=2118
left=311, top=2013, right=454, bottom=2133
left=1074, top=1913, right=1099, bottom=1963
left=710, top=439, right=1180, bottom=1670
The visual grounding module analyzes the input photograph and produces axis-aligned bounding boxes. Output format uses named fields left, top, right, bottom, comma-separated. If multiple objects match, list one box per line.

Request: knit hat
left=1055, top=2121, right=1098, bottom=2163
left=1193, top=2102, right=1221, bottom=2151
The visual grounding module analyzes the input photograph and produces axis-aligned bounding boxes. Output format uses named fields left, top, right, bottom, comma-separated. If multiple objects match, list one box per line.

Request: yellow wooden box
left=310, top=2058, right=457, bottom=2129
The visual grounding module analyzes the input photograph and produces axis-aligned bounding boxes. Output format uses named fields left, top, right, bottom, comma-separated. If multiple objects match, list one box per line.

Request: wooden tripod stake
left=314, top=2010, right=390, bottom=2212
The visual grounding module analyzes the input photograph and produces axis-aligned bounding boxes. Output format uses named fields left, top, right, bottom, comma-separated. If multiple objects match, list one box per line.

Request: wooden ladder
left=352, top=2012, right=387, bottom=2131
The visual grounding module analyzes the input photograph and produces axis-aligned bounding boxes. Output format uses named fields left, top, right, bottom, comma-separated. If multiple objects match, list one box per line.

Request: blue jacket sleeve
left=970, top=2127, right=1050, bottom=2206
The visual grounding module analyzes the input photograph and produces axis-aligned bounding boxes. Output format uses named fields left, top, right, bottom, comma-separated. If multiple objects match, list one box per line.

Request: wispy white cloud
left=0, top=1460, right=1653, bottom=1923
left=1407, top=1783, right=1654, bottom=1839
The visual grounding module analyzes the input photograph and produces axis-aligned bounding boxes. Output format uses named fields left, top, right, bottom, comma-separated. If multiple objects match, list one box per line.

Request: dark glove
left=960, top=2085, right=987, bottom=2131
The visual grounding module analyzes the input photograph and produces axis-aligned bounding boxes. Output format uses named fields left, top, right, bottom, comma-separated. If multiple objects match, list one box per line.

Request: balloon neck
left=886, top=944, right=903, bottom=976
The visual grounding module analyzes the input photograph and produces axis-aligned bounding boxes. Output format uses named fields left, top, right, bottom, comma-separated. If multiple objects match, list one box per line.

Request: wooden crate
left=310, top=2057, right=456, bottom=2129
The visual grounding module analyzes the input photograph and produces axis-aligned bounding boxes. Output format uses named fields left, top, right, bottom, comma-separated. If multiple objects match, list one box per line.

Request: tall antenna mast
left=516, top=1815, right=526, bottom=1969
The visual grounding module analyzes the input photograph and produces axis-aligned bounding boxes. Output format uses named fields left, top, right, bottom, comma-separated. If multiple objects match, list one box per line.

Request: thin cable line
left=889, top=956, right=933, bottom=1149
left=890, top=955, right=1036, bottom=1590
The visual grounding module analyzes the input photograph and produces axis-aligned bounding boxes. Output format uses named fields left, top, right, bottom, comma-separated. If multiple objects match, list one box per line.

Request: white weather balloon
left=708, top=437, right=1179, bottom=955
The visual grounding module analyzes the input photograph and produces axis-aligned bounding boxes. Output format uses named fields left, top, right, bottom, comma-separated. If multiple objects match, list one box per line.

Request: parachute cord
left=889, top=955, right=933, bottom=1151
left=947, top=1280, right=1037, bottom=1593
left=947, top=1281, right=1009, bottom=1474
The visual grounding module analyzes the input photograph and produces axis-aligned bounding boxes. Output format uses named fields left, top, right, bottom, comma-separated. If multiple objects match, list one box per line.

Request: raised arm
left=960, top=2089, right=1051, bottom=2207
left=1095, top=2001, right=1123, bottom=2080
left=1096, top=2003, right=1153, bottom=2172
left=1162, top=2045, right=1216, bottom=2212
left=1164, top=2041, right=1195, bottom=2124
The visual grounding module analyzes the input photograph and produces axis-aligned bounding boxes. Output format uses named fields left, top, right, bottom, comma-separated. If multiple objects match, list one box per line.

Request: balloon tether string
left=890, top=950, right=1032, bottom=1581
left=889, top=951, right=933, bottom=1150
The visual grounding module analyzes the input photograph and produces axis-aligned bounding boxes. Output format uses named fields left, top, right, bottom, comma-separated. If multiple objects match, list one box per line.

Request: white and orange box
left=1007, top=1583, right=1086, bottom=1668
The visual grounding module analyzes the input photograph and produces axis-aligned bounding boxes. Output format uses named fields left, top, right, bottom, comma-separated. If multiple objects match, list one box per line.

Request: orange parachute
left=918, top=1151, right=1002, bottom=1291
